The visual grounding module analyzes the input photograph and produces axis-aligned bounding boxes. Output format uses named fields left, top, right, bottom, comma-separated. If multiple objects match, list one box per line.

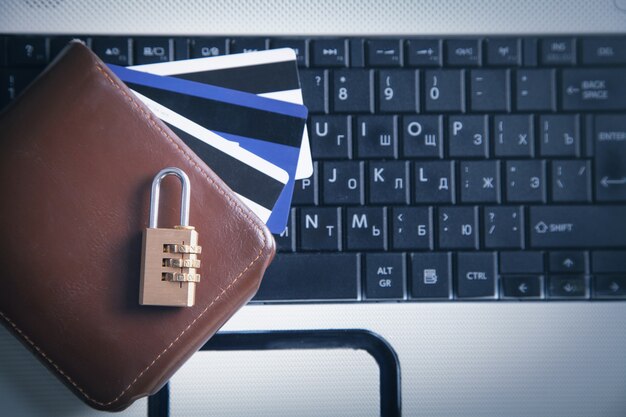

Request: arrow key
left=501, top=276, right=544, bottom=299
left=548, top=276, right=589, bottom=299
left=593, top=275, right=626, bottom=299
left=549, top=251, right=588, bottom=273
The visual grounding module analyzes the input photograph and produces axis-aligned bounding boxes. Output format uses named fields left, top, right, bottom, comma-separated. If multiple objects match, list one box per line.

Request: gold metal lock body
left=139, top=168, right=202, bottom=307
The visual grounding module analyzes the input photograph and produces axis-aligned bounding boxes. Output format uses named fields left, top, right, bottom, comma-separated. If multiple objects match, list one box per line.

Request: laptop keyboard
left=2, top=35, right=626, bottom=302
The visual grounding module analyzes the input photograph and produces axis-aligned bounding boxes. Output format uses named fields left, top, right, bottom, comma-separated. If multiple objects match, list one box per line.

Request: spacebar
left=253, top=253, right=360, bottom=301
left=530, top=206, right=626, bottom=248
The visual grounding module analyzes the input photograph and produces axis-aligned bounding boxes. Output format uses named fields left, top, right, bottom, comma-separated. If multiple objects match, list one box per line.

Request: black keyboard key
left=470, top=69, right=510, bottom=112
left=292, top=162, right=318, bottom=205
left=551, top=160, right=591, bottom=202
left=134, top=38, right=172, bottom=64
left=0, top=70, right=6, bottom=108
left=173, top=38, right=189, bottom=60
left=548, top=276, right=589, bottom=299
left=539, top=115, right=580, bottom=157
left=494, top=115, right=534, bottom=158
left=446, top=39, right=481, bottom=66
left=369, top=161, right=410, bottom=204
left=448, top=115, right=488, bottom=158
left=562, top=68, right=626, bottom=111
left=312, top=39, right=348, bottom=67
left=484, top=206, right=523, bottom=249
left=333, top=69, right=373, bottom=113
left=366, top=40, right=402, bottom=67
left=8, top=36, right=47, bottom=66
left=592, top=251, right=626, bottom=273
left=486, top=38, right=521, bottom=66
left=274, top=209, right=296, bottom=252
left=349, top=39, right=365, bottom=68
left=364, top=253, right=405, bottom=299
left=271, top=39, right=308, bottom=66
left=593, top=276, right=626, bottom=299
left=581, top=38, right=626, bottom=65
left=1, top=68, right=41, bottom=104
left=501, top=276, right=544, bottom=299
left=529, top=206, right=626, bottom=248
left=456, top=252, right=497, bottom=299
left=402, top=115, right=443, bottom=158
left=549, top=251, right=588, bottom=274
left=506, top=160, right=546, bottom=203
left=356, top=115, right=397, bottom=158
left=92, top=37, right=131, bottom=65
left=595, top=115, right=626, bottom=201
left=392, top=207, right=434, bottom=250
left=50, top=36, right=90, bottom=59
left=516, top=69, right=555, bottom=111
left=254, top=253, right=359, bottom=301
left=378, top=69, right=419, bottom=113
left=0, top=37, right=6, bottom=67
left=346, top=207, right=387, bottom=250
left=190, top=37, right=228, bottom=58
left=300, top=69, right=329, bottom=114
left=229, top=38, right=268, bottom=54
left=414, top=161, right=455, bottom=204
left=299, top=207, right=342, bottom=251
left=439, top=207, right=479, bottom=250
left=460, top=161, right=501, bottom=203
left=310, top=115, right=351, bottom=159
left=522, top=38, right=539, bottom=66
left=541, top=38, right=576, bottom=65
left=424, top=70, right=465, bottom=112
left=410, top=252, right=452, bottom=299
left=405, top=39, right=441, bottom=67
left=322, top=161, right=364, bottom=205
left=500, top=251, right=544, bottom=274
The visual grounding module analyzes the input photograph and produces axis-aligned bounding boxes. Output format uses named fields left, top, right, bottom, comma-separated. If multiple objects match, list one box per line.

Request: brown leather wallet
left=0, top=42, right=275, bottom=411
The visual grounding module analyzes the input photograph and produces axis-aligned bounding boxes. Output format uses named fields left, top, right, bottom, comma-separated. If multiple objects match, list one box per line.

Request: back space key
left=530, top=206, right=626, bottom=248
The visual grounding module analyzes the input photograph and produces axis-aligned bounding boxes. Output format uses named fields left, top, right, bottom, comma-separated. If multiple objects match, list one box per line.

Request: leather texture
left=0, top=42, right=275, bottom=411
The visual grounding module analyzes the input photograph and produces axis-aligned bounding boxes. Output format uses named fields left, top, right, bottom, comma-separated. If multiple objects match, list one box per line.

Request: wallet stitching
left=0, top=62, right=268, bottom=408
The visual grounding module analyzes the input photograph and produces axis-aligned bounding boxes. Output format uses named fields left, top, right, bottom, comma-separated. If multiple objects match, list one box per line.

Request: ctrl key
left=456, top=252, right=498, bottom=299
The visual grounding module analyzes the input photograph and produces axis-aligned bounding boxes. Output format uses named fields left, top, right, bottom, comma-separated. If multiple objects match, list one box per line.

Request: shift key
left=530, top=206, right=626, bottom=248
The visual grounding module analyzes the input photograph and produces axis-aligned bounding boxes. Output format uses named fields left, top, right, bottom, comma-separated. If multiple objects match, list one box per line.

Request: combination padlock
left=139, top=167, right=202, bottom=307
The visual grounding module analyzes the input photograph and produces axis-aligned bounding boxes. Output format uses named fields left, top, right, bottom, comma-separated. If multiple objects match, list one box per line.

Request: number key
left=424, top=70, right=465, bottom=112
left=378, top=69, right=419, bottom=113
left=333, top=69, right=373, bottom=113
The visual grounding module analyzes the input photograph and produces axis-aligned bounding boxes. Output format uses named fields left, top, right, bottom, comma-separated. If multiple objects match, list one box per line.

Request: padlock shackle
left=149, top=167, right=191, bottom=228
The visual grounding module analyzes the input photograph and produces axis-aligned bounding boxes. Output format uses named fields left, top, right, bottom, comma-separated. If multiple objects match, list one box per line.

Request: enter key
left=595, top=115, right=626, bottom=201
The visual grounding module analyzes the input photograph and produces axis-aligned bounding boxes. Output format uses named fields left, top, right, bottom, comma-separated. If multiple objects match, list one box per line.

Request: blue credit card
left=109, top=64, right=307, bottom=233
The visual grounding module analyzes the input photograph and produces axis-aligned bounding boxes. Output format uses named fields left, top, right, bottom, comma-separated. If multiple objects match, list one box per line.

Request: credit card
left=109, top=64, right=307, bottom=232
left=133, top=91, right=289, bottom=223
left=130, top=48, right=313, bottom=180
